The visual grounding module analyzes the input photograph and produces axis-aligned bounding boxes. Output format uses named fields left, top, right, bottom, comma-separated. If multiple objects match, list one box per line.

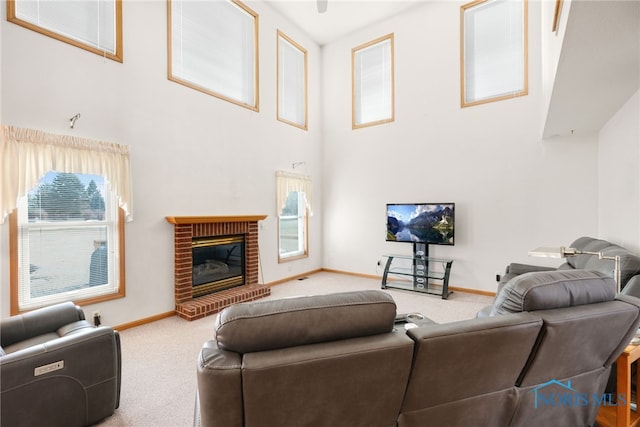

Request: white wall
left=598, top=90, right=640, bottom=253
left=3, top=0, right=635, bottom=324
left=321, top=0, right=600, bottom=292
left=0, top=1, right=324, bottom=324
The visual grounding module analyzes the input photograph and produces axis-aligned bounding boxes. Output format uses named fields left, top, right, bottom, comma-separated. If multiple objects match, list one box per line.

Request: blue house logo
left=530, top=379, right=626, bottom=408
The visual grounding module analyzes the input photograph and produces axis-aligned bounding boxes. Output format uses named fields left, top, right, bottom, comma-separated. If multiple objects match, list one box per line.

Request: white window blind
left=461, top=0, right=527, bottom=106
left=170, top=0, right=258, bottom=110
left=9, top=0, right=121, bottom=61
left=277, top=31, right=307, bottom=129
left=352, top=34, right=394, bottom=128
left=16, top=172, right=121, bottom=311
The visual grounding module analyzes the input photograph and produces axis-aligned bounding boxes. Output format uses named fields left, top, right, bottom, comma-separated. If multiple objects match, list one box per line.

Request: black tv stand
left=381, top=243, right=453, bottom=299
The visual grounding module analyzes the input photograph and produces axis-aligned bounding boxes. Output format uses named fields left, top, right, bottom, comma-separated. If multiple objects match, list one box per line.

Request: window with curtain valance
left=276, top=170, right=312, bottom=261
left=1, top=125, right=131, bottom=313
left=276, top=170, right=313, bottom=215
left=1, top=125, right=133, bottom=223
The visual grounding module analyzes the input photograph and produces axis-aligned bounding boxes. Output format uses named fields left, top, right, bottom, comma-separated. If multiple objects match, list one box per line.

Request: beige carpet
left=97, top=271, right=494, bottom=427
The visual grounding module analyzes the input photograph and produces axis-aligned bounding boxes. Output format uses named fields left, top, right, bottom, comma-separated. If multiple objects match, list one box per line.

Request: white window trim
left=12, top=181, right=124, bottom=313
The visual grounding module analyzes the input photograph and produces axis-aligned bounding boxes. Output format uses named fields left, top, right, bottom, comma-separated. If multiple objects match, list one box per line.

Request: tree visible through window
left=13, top=171, right=124, bottom=312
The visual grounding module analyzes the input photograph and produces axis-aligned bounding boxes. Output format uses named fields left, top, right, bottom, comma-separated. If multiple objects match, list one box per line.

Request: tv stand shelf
left=381, top=253, right=453, bottom=299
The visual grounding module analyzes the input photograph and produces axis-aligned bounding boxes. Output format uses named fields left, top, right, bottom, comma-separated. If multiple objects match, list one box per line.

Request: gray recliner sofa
left=196, top=274, right=640, bottom=427
left=500, top=236, right=640, bottom=289
left=477, top=236, right=640, bottom=318
left=0, top=302, right=121, bottom=427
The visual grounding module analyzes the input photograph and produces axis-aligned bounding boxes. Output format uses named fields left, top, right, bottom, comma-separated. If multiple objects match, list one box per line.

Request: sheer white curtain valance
left=276, top=170, right=313, bottom=215
left=0, top=125, right=133, bottom=224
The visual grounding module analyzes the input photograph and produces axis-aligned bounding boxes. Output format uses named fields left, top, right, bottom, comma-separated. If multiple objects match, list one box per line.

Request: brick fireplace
left=165, top=215, right=271, bottom=321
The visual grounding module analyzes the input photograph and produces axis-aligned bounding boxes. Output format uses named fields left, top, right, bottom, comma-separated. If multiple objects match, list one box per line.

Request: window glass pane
left=462, top=0, right=526, bottom=105
left=278, top=191, right=306, bottom=259
left=278, top=32, right=307, bottom=128
left=353, top=34, right=394, bottom=128
left=10, top=0, right=120, bottom=59
left=17, top=172, right=119, bottom=311
left=170, top=0, right=257, bottom=109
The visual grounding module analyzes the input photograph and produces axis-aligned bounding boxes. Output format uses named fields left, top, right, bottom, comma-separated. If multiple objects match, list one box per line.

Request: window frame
left=277, top=30, right=308, bottom=130
left=277, top=191, right=309, bottom=262
left=167, top=0, right=260, bottom=111
left=352, top=33, right=395, bottom=130
left=9, top=200, right=126, bottom=316
left=460, top=0, right=528, bottom=108
left=6, top=0, right=123, bottom=63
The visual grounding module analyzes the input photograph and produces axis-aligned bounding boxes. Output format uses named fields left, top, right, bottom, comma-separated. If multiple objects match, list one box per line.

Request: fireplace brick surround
left=166, top=215, right=270, bottom=321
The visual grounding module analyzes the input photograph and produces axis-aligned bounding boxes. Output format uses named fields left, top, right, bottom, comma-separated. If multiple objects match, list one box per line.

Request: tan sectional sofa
left=195, top=271, right=640, bottom=427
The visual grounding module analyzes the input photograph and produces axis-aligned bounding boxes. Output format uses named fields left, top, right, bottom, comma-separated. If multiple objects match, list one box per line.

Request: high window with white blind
left=277, top=30, right=308, bottom=130
left=169, top=0, right=259, bottom=111
left=352, top=33, right=395, bottom=129
left=7, top=0, right=122, bottom=62
left=460, top=0, right=528, bottom=107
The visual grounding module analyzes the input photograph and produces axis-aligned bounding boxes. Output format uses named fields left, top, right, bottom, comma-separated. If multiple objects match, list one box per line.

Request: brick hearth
left=166, top=215, right=270, bottom=321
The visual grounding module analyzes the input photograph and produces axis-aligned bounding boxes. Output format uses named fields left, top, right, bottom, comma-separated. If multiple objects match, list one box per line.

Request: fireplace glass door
left=192, top=234, right=245, bottom=297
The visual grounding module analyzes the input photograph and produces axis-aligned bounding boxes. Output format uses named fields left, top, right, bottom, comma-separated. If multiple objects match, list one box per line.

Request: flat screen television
left=386, top=203, right=455, bottom=245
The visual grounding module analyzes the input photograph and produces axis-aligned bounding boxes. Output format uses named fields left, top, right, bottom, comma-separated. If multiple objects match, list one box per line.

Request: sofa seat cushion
left=214, top=290, right=397, bottom=354
left=489, top=270, right=615, bottom=316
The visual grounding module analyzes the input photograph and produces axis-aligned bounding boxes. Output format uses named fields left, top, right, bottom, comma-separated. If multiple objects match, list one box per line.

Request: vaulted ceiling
left=543, top=0, right=640, bottom=137
left=266, top=1, right=639, bottom=138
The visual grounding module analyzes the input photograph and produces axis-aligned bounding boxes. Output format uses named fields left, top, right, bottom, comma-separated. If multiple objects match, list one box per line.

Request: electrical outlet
left=495, top=272, right=501, bottom=282
left=92, top=311, right=102, bottom=327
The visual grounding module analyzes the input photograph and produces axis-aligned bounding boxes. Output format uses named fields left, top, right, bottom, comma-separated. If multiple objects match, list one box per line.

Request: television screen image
left=386, top=203, right=455, bottom=245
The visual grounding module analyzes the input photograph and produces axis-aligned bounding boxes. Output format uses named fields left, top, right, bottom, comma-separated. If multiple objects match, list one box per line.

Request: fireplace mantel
left=165, top=215, right=267, bottom=225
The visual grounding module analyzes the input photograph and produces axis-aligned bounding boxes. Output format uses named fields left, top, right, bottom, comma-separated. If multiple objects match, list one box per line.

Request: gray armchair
left=0, top=302, right=121, bottom=427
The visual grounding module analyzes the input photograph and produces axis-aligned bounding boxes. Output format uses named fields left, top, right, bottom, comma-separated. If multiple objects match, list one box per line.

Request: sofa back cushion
left=583, top=246, right=640, bottom=289
left=567, top=236, right=612, bottom=269
left=242, top=332, right=414, bottom=427
left=398, top=313, right=543, bottom=427
left=510, top=295, right=640, bottom=426
left=488, top=270, right=615, bottom=316
left=214, top=290, right=397, bottom=353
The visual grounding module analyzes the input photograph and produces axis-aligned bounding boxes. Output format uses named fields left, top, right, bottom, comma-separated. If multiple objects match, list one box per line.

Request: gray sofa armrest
left=0, top=302, right=84, bottom=348
left=1, top=326, right=121, bottom=426
left=506, top=263, right=556, bottom=276
left=621, top=276, right=640, bottom=298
